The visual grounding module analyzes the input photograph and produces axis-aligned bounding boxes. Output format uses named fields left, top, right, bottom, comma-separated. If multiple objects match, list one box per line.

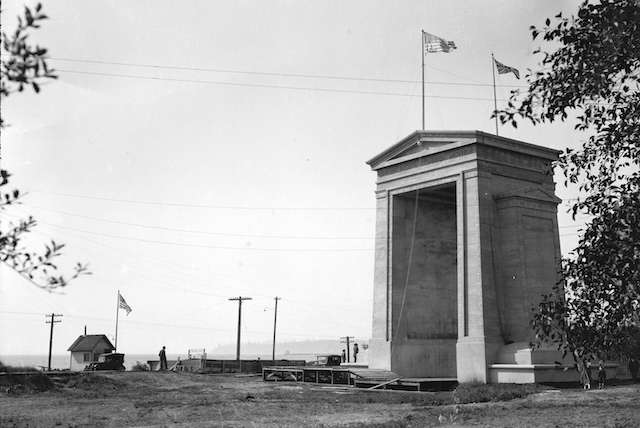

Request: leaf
left=24, top=7, right=33, bottom=25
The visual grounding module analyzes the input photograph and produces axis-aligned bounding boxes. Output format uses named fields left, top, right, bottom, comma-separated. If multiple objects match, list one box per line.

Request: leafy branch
left=1, top=3, right=90, bottom=291
left=494, top=0, right=639, bottom=377
left=1, top=2, right=57, bottom=103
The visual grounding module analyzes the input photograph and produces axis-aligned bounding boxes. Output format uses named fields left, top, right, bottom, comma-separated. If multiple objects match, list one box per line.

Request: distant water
left=1, top=354, right=164, bottom=371
left=0, top=352, right=326, bottom=371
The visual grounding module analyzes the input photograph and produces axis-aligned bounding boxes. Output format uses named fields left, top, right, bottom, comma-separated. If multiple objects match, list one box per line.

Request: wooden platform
left=262, top=366, right=351, bottom=385
left=353, top=376, right=457, bottom=392
left=262, top=366, right=457, bottom=391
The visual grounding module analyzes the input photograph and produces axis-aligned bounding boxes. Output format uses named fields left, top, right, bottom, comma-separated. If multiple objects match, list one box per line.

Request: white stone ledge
left=490, top=363, right=619, bottom=370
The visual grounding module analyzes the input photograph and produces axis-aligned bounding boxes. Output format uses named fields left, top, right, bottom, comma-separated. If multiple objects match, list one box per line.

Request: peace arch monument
left=367, top=130, right=568, bottom=383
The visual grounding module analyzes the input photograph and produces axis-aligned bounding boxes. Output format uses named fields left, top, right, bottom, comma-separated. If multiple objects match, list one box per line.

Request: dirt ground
left=0, top=372, right=639, bottom=427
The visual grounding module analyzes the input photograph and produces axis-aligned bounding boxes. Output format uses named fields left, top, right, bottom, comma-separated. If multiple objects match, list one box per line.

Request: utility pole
left=340, top=336, right=354, bottom=363
left=272, top=297, right=281, bottom=361
left=45, top=313, right=63, bottom=371
left=229, top=296, right=252, bottom=361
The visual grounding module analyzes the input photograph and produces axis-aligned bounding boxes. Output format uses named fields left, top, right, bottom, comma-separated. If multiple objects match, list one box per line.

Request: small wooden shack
left=67, top=334, right=115, bottom=371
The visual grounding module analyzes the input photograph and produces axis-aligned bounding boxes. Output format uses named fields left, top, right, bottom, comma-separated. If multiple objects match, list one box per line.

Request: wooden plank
left=401, top=377, right=457, bottom=382
left=349, top=369, right=399, bottom=380
left=367, top=377, right=401, bottom=390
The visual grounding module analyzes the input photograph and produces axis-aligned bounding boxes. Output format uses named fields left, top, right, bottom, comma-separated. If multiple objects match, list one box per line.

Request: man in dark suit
left=159, top=346, right=168, bottom=370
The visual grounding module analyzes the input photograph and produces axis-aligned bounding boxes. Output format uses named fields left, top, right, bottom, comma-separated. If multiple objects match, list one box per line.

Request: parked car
left=84, top=353, right=125, bottom=371
left=309, top=354, right=342, bottom=367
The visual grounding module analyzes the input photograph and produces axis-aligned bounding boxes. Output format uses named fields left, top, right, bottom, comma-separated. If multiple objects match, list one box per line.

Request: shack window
left=83, top=353, right=91, bottom=362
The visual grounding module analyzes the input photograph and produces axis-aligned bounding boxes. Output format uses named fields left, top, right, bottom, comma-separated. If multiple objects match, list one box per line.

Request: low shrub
left=453, top=382, right=542, bottom=404
left=131, top=361, right=149, bottom=371
left=0, top=360, right=39, bottom=373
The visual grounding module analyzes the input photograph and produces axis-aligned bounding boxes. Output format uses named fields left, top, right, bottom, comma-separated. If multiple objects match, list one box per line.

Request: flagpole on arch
left=115, top=290, right=120, bottom=351
left=421, top=30, right=425, bottom=130
left=491, top=52, right=499, bottom=136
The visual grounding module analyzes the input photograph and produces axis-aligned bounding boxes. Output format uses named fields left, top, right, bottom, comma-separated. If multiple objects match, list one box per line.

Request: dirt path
left=1, top=372, right=638, bottom=427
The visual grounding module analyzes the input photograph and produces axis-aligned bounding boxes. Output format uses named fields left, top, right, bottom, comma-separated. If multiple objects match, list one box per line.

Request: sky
left=1, top=0, right=586, bottom=358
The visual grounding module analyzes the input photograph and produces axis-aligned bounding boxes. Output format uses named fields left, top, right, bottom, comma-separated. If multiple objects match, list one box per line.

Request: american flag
left=423, top=31, right=457, bottom=54
left=494, top=58, right=520, bottom=79
left=118, top=292, right=132, bottom=315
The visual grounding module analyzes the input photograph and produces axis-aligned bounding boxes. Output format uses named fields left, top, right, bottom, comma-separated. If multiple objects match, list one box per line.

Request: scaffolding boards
left=262, top=366, right=458, bottom=391
left=263, top=366, right=352, bottom=385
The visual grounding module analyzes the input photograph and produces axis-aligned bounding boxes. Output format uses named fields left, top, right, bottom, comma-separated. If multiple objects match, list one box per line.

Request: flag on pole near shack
left=114, top=290, right=131, bottom=351
left=494, top=58, right=520, bottom=79
left=118, top=292, right=132, bottom=315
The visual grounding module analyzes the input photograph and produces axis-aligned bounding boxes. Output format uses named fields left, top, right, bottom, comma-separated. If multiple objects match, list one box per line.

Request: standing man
left=629, top=357, right=639, bottom=382
left=159, top=346, right=168, bottom=371
left=353, top=343, right=359, bottom=363
left=341, top=349, right=346, bottom=363
left=597, top=360, right=607, bottom=389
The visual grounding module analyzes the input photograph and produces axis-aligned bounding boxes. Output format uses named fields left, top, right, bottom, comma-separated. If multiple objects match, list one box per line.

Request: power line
left=59, top=236, right=258, bottom=299
left=44, top=222, right=375, bottom=252
left=0, top=310, right=47, bottom=316
left=1, top=212, right=371, bottom=314
left=27, top=191, right=583, bottom=216
left=0, top=212, right=239, bottom=299
left=0, top=205, right=585, bottom=261
left=5, top=208, right=259, bottom=286
left=0, top=211, right=375, bottom=317
left=29, top=190, right=377, bottom=211
left=57, top=69, right=507, bottom=102
left=48, top=56, right=528, bottom=89
left=0, top=212, right=374, bottom=252
left=0, top=217, right=221, bottom=300
left=1, top=206, right=585, bottom=248
left=26, top=191, right=585, bottom=229
left=21, top=200, right=585, bottom=235
left=0, top=208, right=587, bottom=317
left=0, top=310, right=346, bottom=339
left=278, top=295, right=372, bottom=313
left=22, top=203, right=375, bottom=240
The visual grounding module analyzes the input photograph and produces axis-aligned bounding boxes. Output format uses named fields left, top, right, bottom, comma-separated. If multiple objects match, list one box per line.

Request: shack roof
left=67, top=334, right=115, bottom=352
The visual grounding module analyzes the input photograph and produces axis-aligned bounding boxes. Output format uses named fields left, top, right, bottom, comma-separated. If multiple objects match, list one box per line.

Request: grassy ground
left=0, top=371, right=639, bottom=427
